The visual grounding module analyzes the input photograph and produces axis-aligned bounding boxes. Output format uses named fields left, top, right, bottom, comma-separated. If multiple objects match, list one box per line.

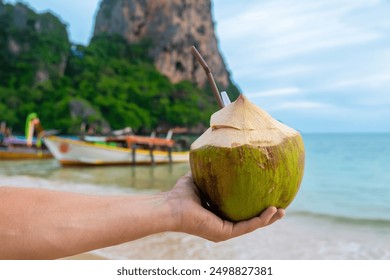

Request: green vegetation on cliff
left=0, top=2, right=239, bottom=135
left=0, top=2, right=70, bottom=88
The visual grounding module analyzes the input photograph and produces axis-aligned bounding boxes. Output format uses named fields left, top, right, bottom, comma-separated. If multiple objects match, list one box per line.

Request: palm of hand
left=168, top=172, right=285, bottom=242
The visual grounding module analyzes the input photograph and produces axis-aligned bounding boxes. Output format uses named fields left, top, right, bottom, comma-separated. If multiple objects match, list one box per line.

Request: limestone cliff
left=0, top=1, right=70, bottom=86
left=93, top=0, right=231, bottom=89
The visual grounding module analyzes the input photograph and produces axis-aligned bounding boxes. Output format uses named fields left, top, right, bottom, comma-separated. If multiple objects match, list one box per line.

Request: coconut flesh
left=190, top=94, right=305, bottom=222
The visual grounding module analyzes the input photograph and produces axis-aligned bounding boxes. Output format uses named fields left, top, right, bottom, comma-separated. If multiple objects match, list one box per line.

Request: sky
left=3, top=0, right=390, bottom=133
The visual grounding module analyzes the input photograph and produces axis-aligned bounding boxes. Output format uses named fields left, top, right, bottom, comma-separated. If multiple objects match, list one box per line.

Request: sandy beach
left=61, top=213, right=389, bottom=260
left=2, top=134, right=390, bottom=260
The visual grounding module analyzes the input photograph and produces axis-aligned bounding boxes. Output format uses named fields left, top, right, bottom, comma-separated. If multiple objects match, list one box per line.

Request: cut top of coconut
left=191, top=94, right=300, bottom=149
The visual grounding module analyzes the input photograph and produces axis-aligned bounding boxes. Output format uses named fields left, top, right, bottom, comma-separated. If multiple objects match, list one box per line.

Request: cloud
left=260, top=64, right=317, bottom=78
left=271, top=101, right=332, bottom=110
left=216, top=0, right=384, bottom=62
left=333, top=74, right=390, bottom=89
left=5, top=0, right=389, bottom=132
left=247, top=87, right=303, bottom=98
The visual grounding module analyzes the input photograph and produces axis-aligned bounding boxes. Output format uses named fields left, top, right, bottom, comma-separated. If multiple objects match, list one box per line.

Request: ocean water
left=291, top=133, right=390, bottom=222
left=0, top=133, right=389, bottom=259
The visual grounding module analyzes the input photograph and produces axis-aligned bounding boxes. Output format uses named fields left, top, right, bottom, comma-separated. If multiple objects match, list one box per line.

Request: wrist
left=157, top=191, right=183, bottom=233
left=130, top=192, right=181, bottom=234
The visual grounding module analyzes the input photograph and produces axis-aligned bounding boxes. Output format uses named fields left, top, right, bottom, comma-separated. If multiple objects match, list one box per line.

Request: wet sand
left=66, top=214, right=390, bottom=260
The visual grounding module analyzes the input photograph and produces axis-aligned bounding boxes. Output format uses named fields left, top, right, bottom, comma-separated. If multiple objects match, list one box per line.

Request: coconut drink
left=190, top=94, right=305, bottom=222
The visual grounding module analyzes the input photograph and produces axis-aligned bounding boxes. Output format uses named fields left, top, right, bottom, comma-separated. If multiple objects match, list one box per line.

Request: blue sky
left=4, top=0, right=390, bottom=132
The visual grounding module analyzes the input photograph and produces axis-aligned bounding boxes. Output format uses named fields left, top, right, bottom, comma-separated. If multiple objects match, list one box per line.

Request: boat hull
left=43, top=136, right=189, bottom=166
left=0, top=147, right=52, bottom=160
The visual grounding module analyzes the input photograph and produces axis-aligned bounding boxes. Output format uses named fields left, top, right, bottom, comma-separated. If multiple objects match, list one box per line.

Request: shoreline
left=61, top=214, right=390, bottom=260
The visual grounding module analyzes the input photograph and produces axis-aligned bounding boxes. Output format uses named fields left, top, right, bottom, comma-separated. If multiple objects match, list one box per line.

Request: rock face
left=0, top=2, right=70, bottom=85
left=93, top=0, right=231, bottom=89
left=69, top=99, right=111, bottom=134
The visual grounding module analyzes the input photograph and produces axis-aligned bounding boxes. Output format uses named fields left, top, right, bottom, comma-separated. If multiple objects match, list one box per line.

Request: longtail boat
left=43, top=134, right=189, bottom=166
left=0, top=137, right=52, bottom=159
left=0, top=113, right=52, bottom=160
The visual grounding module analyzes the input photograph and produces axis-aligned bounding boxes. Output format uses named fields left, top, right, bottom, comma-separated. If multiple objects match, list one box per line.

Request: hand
left=166, top=172, right=285, bottom=242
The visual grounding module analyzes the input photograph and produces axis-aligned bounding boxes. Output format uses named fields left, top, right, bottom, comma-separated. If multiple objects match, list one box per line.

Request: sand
left=60, top=214, right=390, bottom=260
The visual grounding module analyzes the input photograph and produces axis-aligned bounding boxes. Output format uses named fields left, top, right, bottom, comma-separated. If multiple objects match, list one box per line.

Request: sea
left=0, top=133, right=389, bottom=260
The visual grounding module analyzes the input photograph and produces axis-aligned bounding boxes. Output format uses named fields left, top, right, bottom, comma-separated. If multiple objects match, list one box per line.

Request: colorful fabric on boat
left=25, top=113, right=42, bottom=148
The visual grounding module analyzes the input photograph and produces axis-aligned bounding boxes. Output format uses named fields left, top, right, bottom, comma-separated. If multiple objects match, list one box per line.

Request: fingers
left=225, top=207, right=285, bottom=240
left=267, top=208, right=285, bottom=226
left=174, top=171, right=287, bottom=243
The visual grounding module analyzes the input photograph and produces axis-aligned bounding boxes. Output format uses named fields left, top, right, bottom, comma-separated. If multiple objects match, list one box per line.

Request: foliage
left=0, top=3, right=239, bottom=135
left=0, top=2, right=70, bottom=88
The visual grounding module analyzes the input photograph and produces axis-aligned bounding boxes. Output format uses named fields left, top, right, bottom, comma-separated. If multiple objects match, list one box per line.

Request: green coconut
left=190, top=94, right=305, bottom=222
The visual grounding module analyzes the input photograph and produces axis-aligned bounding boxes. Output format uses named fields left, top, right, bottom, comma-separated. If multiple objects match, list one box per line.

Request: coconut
left=190, top=94, right=305, bottom=222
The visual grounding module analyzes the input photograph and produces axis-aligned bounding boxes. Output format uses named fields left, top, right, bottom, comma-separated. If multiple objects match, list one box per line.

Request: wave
left=289, top=210, right=390, bottom=228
